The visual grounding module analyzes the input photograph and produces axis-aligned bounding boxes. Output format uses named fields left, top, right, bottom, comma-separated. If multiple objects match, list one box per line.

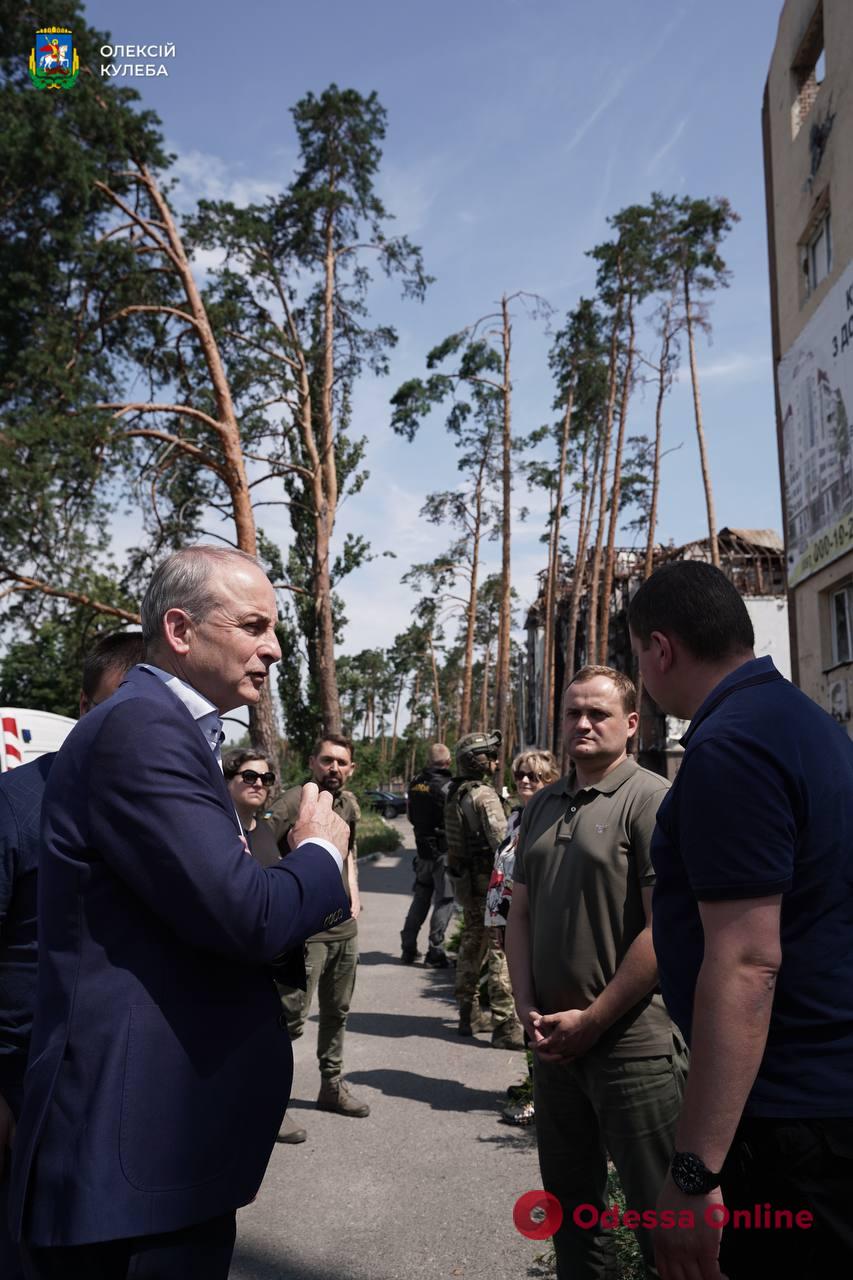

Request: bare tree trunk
left=561, top=425, right=601, bottom=765
left=427, top=633, right=443, bottom=742
left=480, top=639, right=491, bottom=733
left=684, top=274, right=720, bottom=568
left=449, top=675, right=460, bottom=743
left=493, top=296, right=513, bottom=778
left=97, top=167, right=281, bottom=762
left=138, top=167, right=257, bottom=552
left=645, top=308, right=673, bottom=579
left=540, top=488, right=556, bottom=748
left=314, top=197, right=344, bottom=729
left=409, top=671, right=420, bottom=778
left=390, top=677, right=403, bottom=762
left=543, top=383, right=575, bottom=751
left=459, top=476, right=485, bottom=736
left=598, top=303, right=637, bottom=662
left=586, top=300, right=622, bottom=663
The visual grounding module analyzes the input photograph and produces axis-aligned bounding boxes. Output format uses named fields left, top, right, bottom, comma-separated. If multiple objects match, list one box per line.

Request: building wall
left=765, top=0, right=853, bottom=355
left=765, top=0, right=853, bottom=725
left=747, top=596, right=792, bottom=678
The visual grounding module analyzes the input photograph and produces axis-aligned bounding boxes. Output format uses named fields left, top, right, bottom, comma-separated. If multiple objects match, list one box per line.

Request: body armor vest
left=444, top=778, right=494, bottom=874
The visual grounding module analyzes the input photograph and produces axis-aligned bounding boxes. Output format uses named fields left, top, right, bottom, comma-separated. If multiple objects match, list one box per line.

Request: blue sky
left=84, top=0, right=786, bottom=661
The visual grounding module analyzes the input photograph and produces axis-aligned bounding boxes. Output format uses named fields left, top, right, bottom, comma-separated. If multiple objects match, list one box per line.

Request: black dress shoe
left=400, top=948, right=420, bottom=964
left=277, top=1112, right=307, bottom=1143
left=424, top=947, right=450, bottom=968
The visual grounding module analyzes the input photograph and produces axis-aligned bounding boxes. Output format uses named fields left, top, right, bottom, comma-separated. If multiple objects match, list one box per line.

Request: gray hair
left=140, top=546, right=264, bottom=647
left=428, top=742, right=451, bottom=766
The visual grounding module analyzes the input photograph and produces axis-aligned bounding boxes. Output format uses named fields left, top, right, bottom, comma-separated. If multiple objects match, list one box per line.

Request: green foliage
left=0, top=606, right=135, bottom=716
left=669, top=194, right=739, bottom=298
left=356, top=810, right=403, bottom=856
left=186, top=83, right=430, bottom=739
left=534, top=1167, right=644, bottom=1279
left=0, top=622, right=83, bottom=716
left=0, top=0, right=168, bottom=621
left=445, top=914, right=464, bottom=953
left=606, top=1166, right=645, bottom=1279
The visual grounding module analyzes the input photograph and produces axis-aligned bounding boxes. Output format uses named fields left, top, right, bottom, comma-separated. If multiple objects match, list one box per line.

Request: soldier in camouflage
left=445, top=732, right=525, bottom=1050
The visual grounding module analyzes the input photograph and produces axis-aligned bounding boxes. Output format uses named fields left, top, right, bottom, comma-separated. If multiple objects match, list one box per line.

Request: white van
left=0, top=708, right=77, bottom=772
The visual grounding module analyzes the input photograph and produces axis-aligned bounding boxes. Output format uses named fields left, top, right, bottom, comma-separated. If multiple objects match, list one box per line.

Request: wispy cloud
left=167, top=143, right=290, bottom=213
left=564, top=71, right=631, bottom=155
left=377, top=156, right=445, bottom=235
left=647, top=116, right=689, bottom=173
left=687, top=352, right=770, bottom=384
left=565, top=7, right=692, bottom=157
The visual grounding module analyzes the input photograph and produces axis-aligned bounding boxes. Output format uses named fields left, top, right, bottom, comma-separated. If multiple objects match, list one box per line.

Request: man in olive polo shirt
left=506, top=665, right=685, bottom=1280
left=270, top=734, right=370, bottom=1132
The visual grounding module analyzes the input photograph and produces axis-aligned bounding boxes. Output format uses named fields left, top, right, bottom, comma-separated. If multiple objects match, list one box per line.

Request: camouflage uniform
left=445, top=734, right=523, bottom=1047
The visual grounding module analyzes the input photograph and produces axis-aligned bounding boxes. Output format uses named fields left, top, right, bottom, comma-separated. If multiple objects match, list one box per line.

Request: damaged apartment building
left=520, top=528, right=790, bottom=779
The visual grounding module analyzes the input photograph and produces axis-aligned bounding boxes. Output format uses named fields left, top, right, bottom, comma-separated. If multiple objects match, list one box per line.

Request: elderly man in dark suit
left=10, top=546, right=350, bottom=1280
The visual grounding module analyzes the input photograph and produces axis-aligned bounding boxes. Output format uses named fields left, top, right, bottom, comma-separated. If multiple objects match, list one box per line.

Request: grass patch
left=445, top=913, right=464, bottom=953
left=357, top=809, right=403, bottom=856
left=533, top=1166, right=644, bottom=1279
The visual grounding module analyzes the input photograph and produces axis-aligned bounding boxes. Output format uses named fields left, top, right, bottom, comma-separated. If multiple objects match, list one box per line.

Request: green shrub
left=533, top=1165, right=644, bottom=1279
left=357, top=810, right=403, bottom=856
left=445, top=914, right=464, bottom=953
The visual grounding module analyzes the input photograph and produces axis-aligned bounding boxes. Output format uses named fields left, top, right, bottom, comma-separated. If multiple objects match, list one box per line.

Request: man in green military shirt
left=445, top=731, right=524, bottom=1049
left=506, top=666, right=685, bottom=1280
left=270, top=734, right=370, bottom=1138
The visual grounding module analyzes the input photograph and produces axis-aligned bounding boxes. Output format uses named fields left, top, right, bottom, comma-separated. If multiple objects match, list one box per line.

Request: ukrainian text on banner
left=779, top=262, right=853, bottom=587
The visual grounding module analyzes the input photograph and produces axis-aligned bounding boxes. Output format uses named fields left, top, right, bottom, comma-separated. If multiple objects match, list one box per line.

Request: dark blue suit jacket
left=0, top=754, right=53, bottom=1113
left=9, top=667, right=349, bottom=1247
left=0, top=755, right=52, bottom=1280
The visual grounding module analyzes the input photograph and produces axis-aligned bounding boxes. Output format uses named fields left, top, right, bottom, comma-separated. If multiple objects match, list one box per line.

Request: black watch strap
left=670, top=1150, right=721, bottom=1195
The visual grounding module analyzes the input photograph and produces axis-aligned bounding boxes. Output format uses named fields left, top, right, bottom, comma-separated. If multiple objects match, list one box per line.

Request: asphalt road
left=230, top=817, right=547, bottom=1280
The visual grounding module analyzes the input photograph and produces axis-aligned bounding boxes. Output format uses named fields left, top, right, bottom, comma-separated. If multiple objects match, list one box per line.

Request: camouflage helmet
left=455, top=730, right=502, bottom=778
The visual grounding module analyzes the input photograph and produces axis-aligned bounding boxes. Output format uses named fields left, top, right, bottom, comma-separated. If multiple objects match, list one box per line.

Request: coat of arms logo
left=29, top=27, right=79, bottom=90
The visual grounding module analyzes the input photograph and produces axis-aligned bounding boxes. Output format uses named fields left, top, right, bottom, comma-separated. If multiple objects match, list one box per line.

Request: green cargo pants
left=279, top=934, right=359, bottom=1080
left=454, top=869, right=516, bottom=1025
left=533, top=1034, right=688, bottom=1280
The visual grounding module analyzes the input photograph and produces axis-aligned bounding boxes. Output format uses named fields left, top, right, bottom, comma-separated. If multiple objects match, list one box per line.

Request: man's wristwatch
left=670, top=1151, right=722, bottom=1195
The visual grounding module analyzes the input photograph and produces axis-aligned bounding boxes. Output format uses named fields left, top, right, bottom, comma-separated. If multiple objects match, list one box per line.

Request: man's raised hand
left=289, top=782, right=350, bottom=861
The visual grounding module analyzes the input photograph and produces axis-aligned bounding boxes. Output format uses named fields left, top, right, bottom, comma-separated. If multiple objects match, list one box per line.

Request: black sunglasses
left=234, top=769, right=275, bottom=786
left=513, top=770, right=541, bottom=782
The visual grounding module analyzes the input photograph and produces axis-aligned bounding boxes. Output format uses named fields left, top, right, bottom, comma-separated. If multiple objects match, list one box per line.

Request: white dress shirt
left=139, top=664, right=343, bottom=872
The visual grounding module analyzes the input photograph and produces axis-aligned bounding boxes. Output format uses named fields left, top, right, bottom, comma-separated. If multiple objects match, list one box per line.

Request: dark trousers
left=719, top=1116, right=853, bottom=1279
left=401, top=852, right=454, bottom=953
left=0, top=1090, right=25, bottom=1280
left=1, top=1175, right=26, bottom=1280
left=23, top=1211, right=236, bottom=1280
left=534, top=1040, right=687, bottom=1280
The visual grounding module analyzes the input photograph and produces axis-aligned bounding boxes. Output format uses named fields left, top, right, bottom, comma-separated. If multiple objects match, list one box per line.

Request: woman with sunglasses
left=486, top=748, right=559, bottom=1126
left=223, top=749, right=280, bottom=867
left=485, top=748, right=560, bottom=937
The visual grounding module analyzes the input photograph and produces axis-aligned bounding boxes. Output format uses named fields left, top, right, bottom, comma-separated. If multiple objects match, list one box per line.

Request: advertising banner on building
left=778, top=262, right=853, bottom=586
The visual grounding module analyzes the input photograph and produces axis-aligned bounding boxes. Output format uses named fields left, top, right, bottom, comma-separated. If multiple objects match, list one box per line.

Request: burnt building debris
left=519, top=527, right=789, bottom=777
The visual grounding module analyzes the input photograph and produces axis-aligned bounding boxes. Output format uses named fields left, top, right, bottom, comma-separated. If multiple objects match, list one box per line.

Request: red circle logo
left=513, top=1190, right=563, bottom=1239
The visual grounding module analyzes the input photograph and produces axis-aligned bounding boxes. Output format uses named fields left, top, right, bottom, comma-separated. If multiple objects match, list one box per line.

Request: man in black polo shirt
left=630, top=561, right=853, bottom=1280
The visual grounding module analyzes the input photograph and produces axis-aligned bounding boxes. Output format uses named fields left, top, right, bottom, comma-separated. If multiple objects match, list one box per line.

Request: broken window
left=791, top=2, right=825, bottom=139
